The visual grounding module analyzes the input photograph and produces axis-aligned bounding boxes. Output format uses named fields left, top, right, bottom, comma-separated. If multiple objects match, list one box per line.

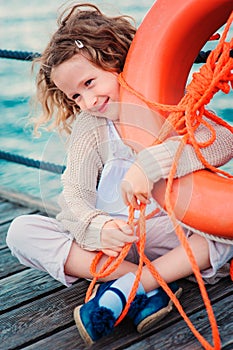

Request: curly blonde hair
left=33, top=3, right=136, bottom=134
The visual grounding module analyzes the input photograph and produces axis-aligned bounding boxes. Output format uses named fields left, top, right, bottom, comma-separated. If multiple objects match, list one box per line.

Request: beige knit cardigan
left=56, top=112, right=233, bottom=250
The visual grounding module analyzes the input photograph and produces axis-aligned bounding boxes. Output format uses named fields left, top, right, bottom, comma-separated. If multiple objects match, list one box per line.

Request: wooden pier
left=0, top=192, right=232, bottom=350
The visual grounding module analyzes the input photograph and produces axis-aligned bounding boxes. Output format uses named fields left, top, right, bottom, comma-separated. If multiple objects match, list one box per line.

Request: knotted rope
left=86, top=11, right=233, bottom=350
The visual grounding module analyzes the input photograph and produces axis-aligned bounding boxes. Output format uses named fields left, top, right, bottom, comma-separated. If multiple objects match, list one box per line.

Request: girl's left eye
left=85, top=79, right=93, bottom=86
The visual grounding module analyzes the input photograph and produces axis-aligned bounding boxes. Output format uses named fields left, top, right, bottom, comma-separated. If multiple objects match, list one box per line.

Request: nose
left=82, top=91, right=98, bottom=111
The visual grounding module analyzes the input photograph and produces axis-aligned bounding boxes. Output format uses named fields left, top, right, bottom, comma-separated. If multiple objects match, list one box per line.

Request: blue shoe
left=128, top=282, right=182, bottom=333
left=73, top=281, right=126, bottom=345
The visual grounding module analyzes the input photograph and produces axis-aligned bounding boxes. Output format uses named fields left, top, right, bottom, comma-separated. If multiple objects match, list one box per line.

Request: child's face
left=52, top=54, right=120, bottom=121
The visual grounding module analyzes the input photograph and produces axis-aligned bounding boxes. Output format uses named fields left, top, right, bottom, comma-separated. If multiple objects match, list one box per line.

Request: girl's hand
left=101, top=219, right=137, bottom=257
left=121, top=162, right=153, bottom=209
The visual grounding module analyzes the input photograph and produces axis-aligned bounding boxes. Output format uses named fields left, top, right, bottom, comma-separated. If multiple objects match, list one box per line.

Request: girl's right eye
left=72, top=93, right=80, bottom=100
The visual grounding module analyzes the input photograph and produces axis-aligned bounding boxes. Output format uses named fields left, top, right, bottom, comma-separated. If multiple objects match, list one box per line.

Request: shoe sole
left=74, top=305, right=95, bottom=346
left=137, top=287, right=183, bottom=333
left=73, top=284, right=100, bottom=346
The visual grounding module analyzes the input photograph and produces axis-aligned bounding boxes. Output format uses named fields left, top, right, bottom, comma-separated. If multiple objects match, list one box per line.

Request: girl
left=6, top=3, right=233, bottom=345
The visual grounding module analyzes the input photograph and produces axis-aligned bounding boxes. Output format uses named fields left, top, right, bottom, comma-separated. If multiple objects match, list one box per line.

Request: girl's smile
left=52, top=54, right=120, bottom=121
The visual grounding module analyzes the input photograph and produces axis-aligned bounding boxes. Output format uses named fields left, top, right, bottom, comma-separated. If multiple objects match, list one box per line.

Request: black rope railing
left=1, top=48, right=228, bottom=63
left=0, top=49, right=40, bottom=61
left=0, top=150, right=65, bottom=174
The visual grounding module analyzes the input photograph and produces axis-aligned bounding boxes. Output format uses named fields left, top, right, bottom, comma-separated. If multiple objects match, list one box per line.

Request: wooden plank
left=0, top=188, right=59, bottom=218
left=178, top=277, right=233, bottom=310
left=123, top=293, right=233, bottom=350
left=0, top=221, right=10, bottom=249
left=0, top=201, right=35, bottom=224
left=22, top=322, right=135, bottom=350
left=23, top=325, right=86, bottom=350
left=0, top=269, right=63, bottom=313
left=0, top=277, right=232, bottom=350
left=0, top=248, right=27, bottom=278
left=19, top=284, right=233, bottom=350
left=0, top=280, right=89, bottom=350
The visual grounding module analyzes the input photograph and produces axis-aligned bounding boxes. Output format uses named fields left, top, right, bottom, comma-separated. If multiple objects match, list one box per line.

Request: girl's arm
left=57, top=113, right=111, bottom=251
left=137, top=120, right=232, bottom=180
left=121, top=121, right=232, bottom=206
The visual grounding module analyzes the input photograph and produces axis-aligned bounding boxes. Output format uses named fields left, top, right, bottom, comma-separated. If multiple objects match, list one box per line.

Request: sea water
left=0, top=0, right=232, bottom=207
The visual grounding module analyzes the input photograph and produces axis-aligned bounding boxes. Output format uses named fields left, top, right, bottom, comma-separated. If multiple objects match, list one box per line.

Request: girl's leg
left=7, top=214, right=138, bottom=285
left=64, top=241, right=138, bottom=280
left=141, top=213, right=232, bottom=288
left=140, top=233, right=211, bottom=292
left=6, top=214, right=80, bottom=286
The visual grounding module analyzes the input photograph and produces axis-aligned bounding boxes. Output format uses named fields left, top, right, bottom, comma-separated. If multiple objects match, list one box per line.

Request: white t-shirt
left=96, top=120, right=157, bottom=218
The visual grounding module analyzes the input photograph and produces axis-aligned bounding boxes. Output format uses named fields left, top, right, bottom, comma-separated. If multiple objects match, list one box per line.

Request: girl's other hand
left=121, top=162, right=153, bottom=209
left=101, top=219, right=137, bottom=257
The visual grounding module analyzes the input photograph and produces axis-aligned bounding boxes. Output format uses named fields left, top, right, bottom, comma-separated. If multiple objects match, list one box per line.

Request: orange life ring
left=119, top=0, right=233, bottom=239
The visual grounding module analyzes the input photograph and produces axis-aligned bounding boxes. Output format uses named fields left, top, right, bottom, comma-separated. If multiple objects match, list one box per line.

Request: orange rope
left=86, top=11, right=233, bottom=350
left=230, top=260, right=233, bottom=281
left=85, top=207, right=160, bottom=303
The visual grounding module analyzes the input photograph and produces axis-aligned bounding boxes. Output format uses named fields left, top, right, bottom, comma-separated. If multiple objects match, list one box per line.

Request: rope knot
left=186, top=64, right=214, bottom=103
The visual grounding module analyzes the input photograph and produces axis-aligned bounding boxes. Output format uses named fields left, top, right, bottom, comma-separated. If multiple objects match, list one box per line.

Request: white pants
left=6, top=214, right=233, bottom=287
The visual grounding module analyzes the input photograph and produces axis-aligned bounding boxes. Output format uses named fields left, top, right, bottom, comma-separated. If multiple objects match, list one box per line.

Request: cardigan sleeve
left=56, top=113, right=112, bottom=251
left=136, top=120, right=233, bottom=182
